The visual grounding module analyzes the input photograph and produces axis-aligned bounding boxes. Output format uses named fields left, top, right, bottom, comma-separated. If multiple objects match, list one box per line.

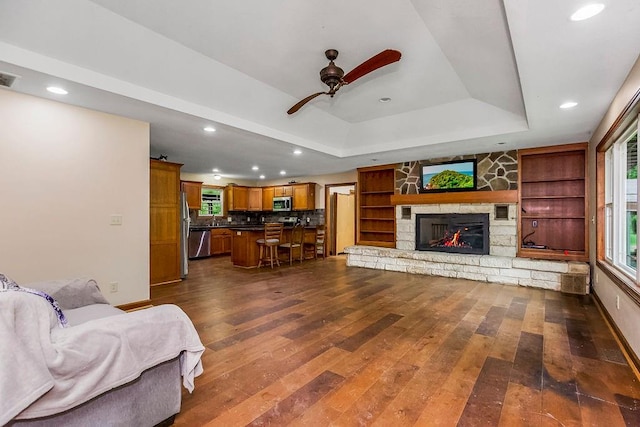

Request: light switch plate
left=110, top=214, right=123, bottom=225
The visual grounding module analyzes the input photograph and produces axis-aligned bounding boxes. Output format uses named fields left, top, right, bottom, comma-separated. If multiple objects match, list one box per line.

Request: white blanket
left=0, top=291, right=204, bottom=424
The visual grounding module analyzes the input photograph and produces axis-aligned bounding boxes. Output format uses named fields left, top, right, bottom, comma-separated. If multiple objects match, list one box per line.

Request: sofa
left=0, top=276, right=204, bottom=426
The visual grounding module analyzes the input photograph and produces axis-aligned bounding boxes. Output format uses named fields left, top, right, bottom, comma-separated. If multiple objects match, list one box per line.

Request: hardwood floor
left=150, top=255, right=640, bottom=426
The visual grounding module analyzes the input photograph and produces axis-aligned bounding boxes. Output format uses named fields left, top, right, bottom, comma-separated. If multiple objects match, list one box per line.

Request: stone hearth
left=347, top=202, right=590, bottom=293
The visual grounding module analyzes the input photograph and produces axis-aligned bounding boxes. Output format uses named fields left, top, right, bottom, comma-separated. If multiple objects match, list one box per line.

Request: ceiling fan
left=287, top=49, right=402, bottom=115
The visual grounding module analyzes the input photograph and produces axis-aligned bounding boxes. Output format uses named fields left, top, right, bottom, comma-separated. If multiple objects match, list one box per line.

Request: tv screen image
left=420, top=160, right=477, bottom=192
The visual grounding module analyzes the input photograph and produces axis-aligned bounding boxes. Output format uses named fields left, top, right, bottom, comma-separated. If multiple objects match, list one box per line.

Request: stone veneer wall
left=396, top=151, right=518, bottom=194
left=346, top=202, right=590, bottom=293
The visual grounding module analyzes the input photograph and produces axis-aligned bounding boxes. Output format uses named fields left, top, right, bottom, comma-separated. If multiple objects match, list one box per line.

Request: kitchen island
left=230, top=225, right=316, bottom=268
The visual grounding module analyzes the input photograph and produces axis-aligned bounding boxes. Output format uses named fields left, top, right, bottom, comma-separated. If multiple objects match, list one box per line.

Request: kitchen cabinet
left=273, top=185, right=293, bottom=197
left=357, top=164, right=397, bottom=248
left=292, top=183, right=316, bottom=210
left=150, top=160, right=182, bottom=285
left=517, top=143, right=588, bottom=262
left=180, top=180, right=202, bottom=210
left=262, top=187, right=274, bottom=211
left=248, top=187, right=263, bottom=211
left=210, top=228, right=232, bottom=255
left=226, top=186, right=249, bottom=211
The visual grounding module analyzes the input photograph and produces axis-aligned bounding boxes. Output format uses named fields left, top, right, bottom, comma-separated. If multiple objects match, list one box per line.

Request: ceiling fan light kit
left=287, top=49, right=401, bottom=115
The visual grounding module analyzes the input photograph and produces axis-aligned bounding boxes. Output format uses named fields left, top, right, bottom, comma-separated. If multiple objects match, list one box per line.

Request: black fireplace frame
left=415, top=213, right=490, bottom=255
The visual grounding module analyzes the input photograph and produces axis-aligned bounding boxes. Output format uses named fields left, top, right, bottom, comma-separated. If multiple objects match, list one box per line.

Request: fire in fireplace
left=415, top=213, right=489, bottom=255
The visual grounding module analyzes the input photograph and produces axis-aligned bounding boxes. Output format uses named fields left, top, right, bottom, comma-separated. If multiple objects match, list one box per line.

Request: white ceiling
left=0, top=0, right=639, bottom=180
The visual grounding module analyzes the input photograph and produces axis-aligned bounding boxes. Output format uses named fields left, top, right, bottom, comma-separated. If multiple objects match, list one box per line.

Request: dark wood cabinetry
left=150, top=160, right=182, bottom=285
left=357, top=164, right=397, bottom=248
left=180, top=180, right=202, bottom=210
left=518, top=143, right=588, bottom=261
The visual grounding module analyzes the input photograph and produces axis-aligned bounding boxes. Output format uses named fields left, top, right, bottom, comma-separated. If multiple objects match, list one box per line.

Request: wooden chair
left=304, top=224, right=326, bottom=259
left=257, top=223, right=283, bottom=268
left=278, top=223, right=305, bottom=265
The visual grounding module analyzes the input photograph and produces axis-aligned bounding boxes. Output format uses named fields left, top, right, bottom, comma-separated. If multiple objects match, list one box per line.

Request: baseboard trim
left=117, top=299, right=153, bottom=312
left=592, top=292, right=640, bottom=380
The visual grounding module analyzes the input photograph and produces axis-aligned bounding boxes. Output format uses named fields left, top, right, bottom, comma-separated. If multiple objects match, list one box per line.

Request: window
left=199, top=187, right=223, bottom=216
left=600, top=115, right=638, bottom=282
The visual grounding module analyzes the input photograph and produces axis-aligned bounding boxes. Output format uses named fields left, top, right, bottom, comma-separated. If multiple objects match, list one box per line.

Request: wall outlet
left=532, top=220, right=538, bottom=228
left=110, top=282, right=118, bottom=293
left=616, top=295, right=620, bottom=310
left=110, top=214, right=123, bottom=225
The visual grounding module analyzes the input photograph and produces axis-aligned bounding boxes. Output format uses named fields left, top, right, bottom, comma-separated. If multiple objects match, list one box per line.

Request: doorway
left=325, top=183, right=357, bottom=256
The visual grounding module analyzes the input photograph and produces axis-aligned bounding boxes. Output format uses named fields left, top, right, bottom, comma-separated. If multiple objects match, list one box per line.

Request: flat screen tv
left=420, top=159, right=477, bottom=193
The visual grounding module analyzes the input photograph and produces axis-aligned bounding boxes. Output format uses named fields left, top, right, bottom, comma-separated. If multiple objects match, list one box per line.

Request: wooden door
left=248, top=187, right=263, bottom=211
left=336, top=193, right=355, bottom=253
left=262, top=187, right=274, bottom=211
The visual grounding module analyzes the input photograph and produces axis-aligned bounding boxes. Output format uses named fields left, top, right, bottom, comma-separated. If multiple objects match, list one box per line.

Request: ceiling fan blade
left=287, top=92, right=326, bottom=115
left=342, top=49, right=401, bottom=84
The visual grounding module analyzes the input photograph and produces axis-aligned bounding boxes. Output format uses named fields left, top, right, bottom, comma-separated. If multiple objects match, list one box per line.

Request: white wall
left=0, top=89, right=150, bottom=305
left=589, top=54, right=640, bottom=359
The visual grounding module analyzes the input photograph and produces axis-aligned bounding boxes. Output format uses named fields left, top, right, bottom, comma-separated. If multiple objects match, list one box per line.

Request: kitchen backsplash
left=191, top=209, right=325, bottom=226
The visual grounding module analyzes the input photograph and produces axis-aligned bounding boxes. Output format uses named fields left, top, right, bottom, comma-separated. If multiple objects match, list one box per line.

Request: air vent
left=0, top=71, right=20, bottom=88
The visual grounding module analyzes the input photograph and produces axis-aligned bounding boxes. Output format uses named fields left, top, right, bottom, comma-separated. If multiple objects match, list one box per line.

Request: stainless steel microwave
left=273, top=196, right=292, bottom=211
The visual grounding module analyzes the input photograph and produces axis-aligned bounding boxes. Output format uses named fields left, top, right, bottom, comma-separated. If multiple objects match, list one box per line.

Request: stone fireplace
left=415, top=213, right=489, bottom=255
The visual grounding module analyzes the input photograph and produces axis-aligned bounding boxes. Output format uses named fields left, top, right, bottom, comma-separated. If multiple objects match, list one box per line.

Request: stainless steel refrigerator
left=180, top=192, right=190, bottom=278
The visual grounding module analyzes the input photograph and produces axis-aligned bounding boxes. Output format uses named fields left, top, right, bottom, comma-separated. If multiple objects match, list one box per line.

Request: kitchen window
left=199, top=187, right=223, bottom=217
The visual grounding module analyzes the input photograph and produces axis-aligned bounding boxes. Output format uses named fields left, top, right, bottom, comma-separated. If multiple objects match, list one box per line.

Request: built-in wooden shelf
left=390, top=190, right=517, bottom=206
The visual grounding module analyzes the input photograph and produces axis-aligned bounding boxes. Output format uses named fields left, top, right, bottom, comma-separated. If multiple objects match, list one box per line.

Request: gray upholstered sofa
left=1, top=277, right=204, bottom=427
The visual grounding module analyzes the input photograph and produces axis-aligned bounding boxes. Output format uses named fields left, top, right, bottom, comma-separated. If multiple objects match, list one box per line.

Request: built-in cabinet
left=226, top=183, right=315, bottom=212
left=357, top=164, right=397, bottom=248
left=210, top=228, right=232, bottom=255
left=292, top=183, right=315, bottom=210
left=180, top=180, right=202, bottom=210
left=150, top=160, right=182, bottom=285
left=225, top=186, right=249, bottom=211
left=518, top=143, right=588, bottom=262
left=248, top=187, right=263, bottom=211
left=262, top=187, right=274, bottom=211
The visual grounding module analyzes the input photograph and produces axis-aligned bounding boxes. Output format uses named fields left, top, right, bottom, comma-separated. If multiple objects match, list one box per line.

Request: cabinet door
left=248, top=187, right=263, bottom=211
left=181, top=181, right=202, bottom=210
left=262, top=187, right=274, bottom=211
left=228, top=186, right=249, bottom=211
left=274, top=186, right=293, bottom=197
left=293, top=183, right=315, bottom=210
left=222, top=231, right=232, bottom=254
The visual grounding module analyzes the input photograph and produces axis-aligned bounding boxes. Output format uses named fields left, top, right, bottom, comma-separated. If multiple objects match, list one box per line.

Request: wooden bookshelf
left=357, top=164, right=398, bottom=248
left=517, top=143, right=588, bottom=262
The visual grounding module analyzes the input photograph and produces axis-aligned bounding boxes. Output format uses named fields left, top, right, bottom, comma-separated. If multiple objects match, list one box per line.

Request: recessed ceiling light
left=259, top=175, right=265, bottom=179
left=570, top=4, right=605, bottom=21
left=379, top=97, right=391, bottom=103
left=252, top=165, right=259, bottom=171
left=560, top=101, right=578, bottom=109
left=280, top=170, right=286, bottom=176
left=212, top=168, right=219, bottom=172
left=213, top=174, right=221, bottom=180
left=203, top=126, right=216, bottom=132
left=46, top=86, right=68, bottom=95
left=293, top=149, right=302, bottom=155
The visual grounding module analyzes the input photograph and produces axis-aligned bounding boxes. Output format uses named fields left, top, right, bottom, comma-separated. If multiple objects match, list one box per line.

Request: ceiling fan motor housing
left=320, top=49, right=344, bottom=94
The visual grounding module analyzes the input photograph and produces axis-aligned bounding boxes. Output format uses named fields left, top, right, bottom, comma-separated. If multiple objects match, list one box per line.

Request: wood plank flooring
left=150, top=255, right=640, bottom=426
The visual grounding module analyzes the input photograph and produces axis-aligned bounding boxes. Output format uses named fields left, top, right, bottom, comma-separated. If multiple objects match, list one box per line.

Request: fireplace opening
left=415, top=213, right=489, bottom=255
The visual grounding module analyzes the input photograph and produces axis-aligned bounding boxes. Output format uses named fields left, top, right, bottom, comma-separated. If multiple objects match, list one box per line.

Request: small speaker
left=495, top=205, right=509, bottom=220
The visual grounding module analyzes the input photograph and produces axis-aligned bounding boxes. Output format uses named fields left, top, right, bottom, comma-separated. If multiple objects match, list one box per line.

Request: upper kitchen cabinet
left=248, top=187, right=263, bottom=211
left=180, top=180, right=202, bottom=210
left=262, top=187, right=274, bottom=211
left=518, top=143, right=588, bottom=262
left=225, top=185, right=249, bottom=211
left=293, top=183, right=316, bottom=210
left=273, top=185, right=293, bottom=197
left=150, top=160, right=182, bottom=286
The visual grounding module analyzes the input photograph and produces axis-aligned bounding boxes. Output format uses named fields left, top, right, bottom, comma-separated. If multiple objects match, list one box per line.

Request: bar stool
left=303, top=224, right=326, bottom=259
left=257, top=223, right=283, bottom=268
left=279, top=223, right=305, bottom=265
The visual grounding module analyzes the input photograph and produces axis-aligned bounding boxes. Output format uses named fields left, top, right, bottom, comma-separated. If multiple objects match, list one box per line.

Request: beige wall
left=588, top=54, right=640, bottom=359
left=0, top=89, right=150, bottom=305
